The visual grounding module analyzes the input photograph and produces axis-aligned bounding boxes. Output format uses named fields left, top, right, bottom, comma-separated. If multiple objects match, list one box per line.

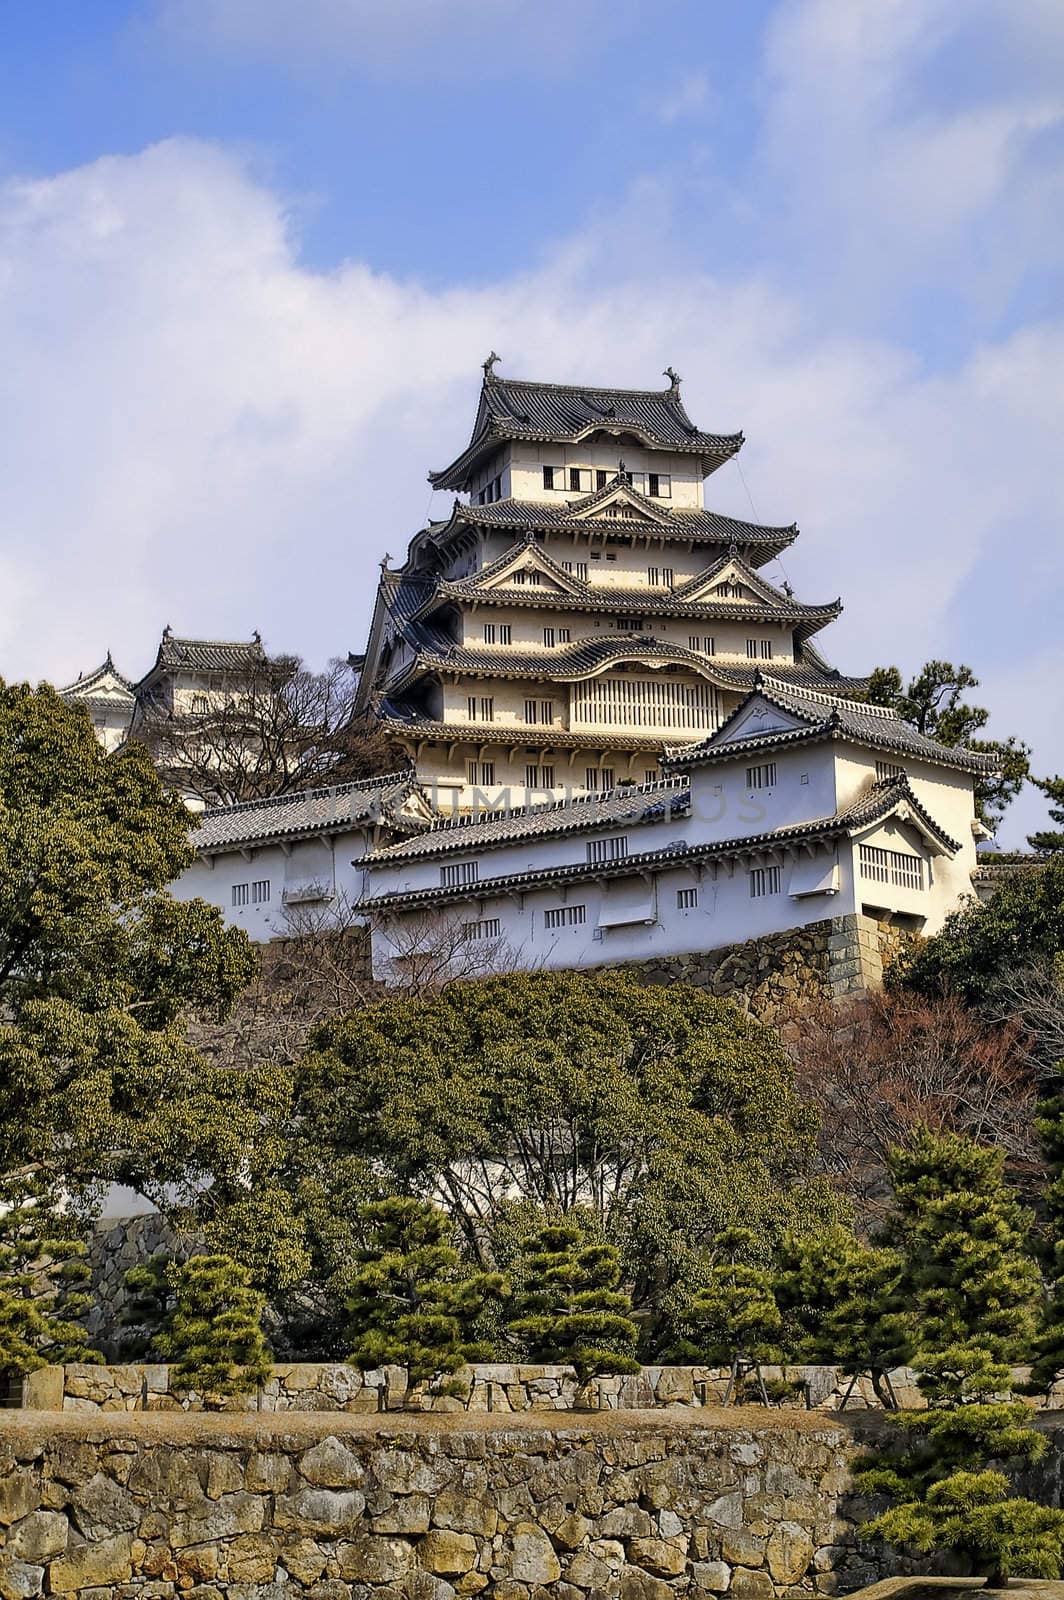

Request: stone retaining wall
left=610, top=914, right=909, bottom=1027
left=0, top=1407, right=931, bottom=1598
left=34, top=1361, right=1062, bottom=1417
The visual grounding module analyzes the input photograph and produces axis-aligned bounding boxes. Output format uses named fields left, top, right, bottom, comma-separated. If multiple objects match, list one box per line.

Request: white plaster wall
left=506, top=442, right=703, bottom=507
left=457, top=604, right=794, bottom=665
left=371, top=844, right=849, bottom=980
left=172, top=825, right=376, bottom=941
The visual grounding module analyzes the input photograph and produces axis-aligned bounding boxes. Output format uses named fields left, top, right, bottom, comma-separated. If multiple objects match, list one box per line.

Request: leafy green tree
left=0, top=681, right=306, bottom=1294
left=506, top=1221, right=639, bottom=1380
left=857, top=1130, right=1062, bottom=1582
left=674, top=1227, right=782, bottom=1373
left=774, top=1225, right=910, bottom=1407
left=890, top=856, right=1064, bottom=1004
left=0, top=1168, right=101, bottom=1377
left=346, top=1198, right=505, bottom=1392
left=288, top=971, right=845, bottom=1344
left=1029, top=775, right=1064, bottom=855
left=865, top=660, right=1029, bottom=828
left=157, top=1254, right=272, bottom=1399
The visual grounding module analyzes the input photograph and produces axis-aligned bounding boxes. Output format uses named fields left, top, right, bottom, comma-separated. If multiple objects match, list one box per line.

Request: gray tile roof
left=377, top=706, right=672, bottom=752
left=429, top=371, right=743, bottom=490
left=361, top=776, right=691, bottom=864
left=364, top=775, right=958, bottom=913
left=668, top=675, right=999, bottom=776
left=157, top=634, right=268, bottom=673
left=383, top=636, right=868, bottom=696
left=193, top=773, right=426, bottom=854
left=425, top=497, right=797, bottom=555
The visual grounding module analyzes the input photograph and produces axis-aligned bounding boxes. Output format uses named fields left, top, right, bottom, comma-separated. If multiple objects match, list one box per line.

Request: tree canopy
left=285, top=970, right=844, bottom=1345
left=0, top=681, right=305, bottom=1300
left=889, top=857, right=1064, bottom=1004
left=864, top=660, right=1029, bottom=828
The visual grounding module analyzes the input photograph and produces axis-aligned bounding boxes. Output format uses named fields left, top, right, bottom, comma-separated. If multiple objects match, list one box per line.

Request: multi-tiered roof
left=356, top=361, right=866, bottom=810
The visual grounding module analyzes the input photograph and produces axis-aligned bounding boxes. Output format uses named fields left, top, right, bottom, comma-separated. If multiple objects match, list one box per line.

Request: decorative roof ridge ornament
left=482, top=350, right=501, bottom=382
left=664, top=366, right=681, bottom=394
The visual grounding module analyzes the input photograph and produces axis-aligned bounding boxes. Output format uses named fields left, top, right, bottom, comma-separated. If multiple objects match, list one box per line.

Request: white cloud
left=759, top=0, right=1064, bottom=318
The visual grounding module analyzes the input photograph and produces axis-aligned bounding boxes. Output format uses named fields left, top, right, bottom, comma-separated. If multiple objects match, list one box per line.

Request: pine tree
left=506, top=1221, right=639, bottom=1381
left=156, top=1254, right=271, bottom=1400
left=675, top=1228, right=782, bottom=1392
left=774, top=1226, right=911, bottom=1408
left=0, top=1168, right=101, bottom=1378
left=346, top=1197, right=505, bottom=1392
left=121, top=1253, right=175, bottom=1360
left=857, top=1129, right=1064, bottom=1582
left=1028, top=775, right=1064, bottom=854
left=1025, top=1089, right=1064, bottom=1392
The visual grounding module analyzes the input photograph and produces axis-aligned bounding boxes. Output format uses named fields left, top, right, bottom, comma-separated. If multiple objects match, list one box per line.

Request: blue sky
left=0, top=0, right=1062, bottom=843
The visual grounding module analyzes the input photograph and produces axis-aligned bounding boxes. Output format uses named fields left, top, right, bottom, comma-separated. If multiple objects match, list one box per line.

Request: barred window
left=525, top=764, right=556, bottom=789
left=543, top=628, right=555, bottom=648
left=542, top=465, right=555, bottom=490
left=586, top=835, right=628, bottom=865
left=231, top=883, right=249, bottom=907
left=616, top=616, right=645, bottom=631
left=746, top=763, right=777, bottom=790
left=463, top=918, right=501, bottom=941
left=465, top=761, right=495, bottom=787
left=499, top=624, right=512, bottom=644
left=748, top=865, right=782, bottom=898
left=875, top=760, right=905, bottom=782
left=441, top=860, right=479, bottom=889
left=676, top=886, right=698, bottom=910
left=251, top=879, right=270, bottom=904
left=524, top=698, right=556, bottom=725
left=584, top=767, right=615, bottom=792
left=689, top=635, right=716, bottom=654
left=859, top=844, right=924, bottom=891
left=544, top=904, right=587, bottom=930
left=558, top=628, right=570, bottom=644
left=483, top=624, right=496, bottom=644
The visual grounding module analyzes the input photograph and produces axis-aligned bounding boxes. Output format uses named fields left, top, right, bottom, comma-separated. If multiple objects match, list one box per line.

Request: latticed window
left=859, top=845, right=924, bottom=891
left=748, top=865, right=782, bottom=898
left=676, top=886, right=698, bottom=910
left=544, top=904, right=586, bottom=929
left=441, top=860, right=479, bottom=888
left=586, top=835, right=628, bottom=865
left=463, top=918, right=501, bottom=941
left=465, top=761, right=495, bottom=787
left=746, top=763, right=777, bottom=790
left=252, top=879, right=270, bottom=904
left=875, top=761, right=904, bottom=782
left=231, top=883, right=249, bottom=907
left=584, top=767, right=615, bottom=792
left=524, top=698, right=555, bottom=725
left=573, top=675, right=720, bottom=733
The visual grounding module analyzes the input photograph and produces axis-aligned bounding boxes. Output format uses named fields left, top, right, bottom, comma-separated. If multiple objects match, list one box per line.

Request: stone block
left=767, top=1523, right=815, bottom=1585
left=692, top=1560, right=732, bottom=1592
left=339, top=1534, right=417, bottom=1582
left=419, top=1530, right=478, bottom=1575
left=509, top=1525, right=561, bottom=1584
left=0, top=1555, right=45, bottom=1600
left=730, top=1567, right=775, bottom=1600
left=49, top=1532, right=134, bottom=1593
left=273, top=1487, right=366, bottom=1537
left=628, top=1535, right=688, bottom=1577
left=7, top=1510, right=68, bottom=1564
left=299, top=1436, right=364, bottom=1488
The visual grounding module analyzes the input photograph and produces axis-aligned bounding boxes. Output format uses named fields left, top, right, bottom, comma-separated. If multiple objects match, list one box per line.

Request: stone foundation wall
left=0, top=1407, right=938, bottom=1599
left=36, top=1363, right=934, bottom=1417
left=85, top=1215, right=199, bottom=1360
left=608, top=914, right=895, bottom=1027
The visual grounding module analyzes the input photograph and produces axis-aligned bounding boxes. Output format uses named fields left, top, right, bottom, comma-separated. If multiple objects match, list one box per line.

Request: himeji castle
left=354, top=355, right=860, bottom=814
left=355, top=358, right=997, bottom=978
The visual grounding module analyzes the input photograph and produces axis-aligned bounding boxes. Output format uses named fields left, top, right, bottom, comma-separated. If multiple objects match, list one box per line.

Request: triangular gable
left=565, top=478, right=676, bottom=528
left=849, top=796, right=956, bottom=858
left=703, top=691, right=817, bottom=748
left=474, top=545, right=585, bottom=596
left=676, top=554, right=788, bottom=606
